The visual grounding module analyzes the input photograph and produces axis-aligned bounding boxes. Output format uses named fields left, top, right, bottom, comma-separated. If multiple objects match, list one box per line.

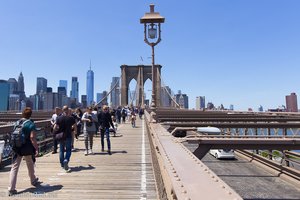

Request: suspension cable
left=157, top=70, right=181, bottom=108
left=95, top=76, right=121, bottom=107
left=129, top=79, right=138, bottom=106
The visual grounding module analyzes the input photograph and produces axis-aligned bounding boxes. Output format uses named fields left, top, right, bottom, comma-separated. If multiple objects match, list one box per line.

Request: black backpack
left=10, top=119, right=31, bottom=150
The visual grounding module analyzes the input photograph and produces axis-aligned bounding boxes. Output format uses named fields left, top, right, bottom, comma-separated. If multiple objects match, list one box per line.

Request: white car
left=197, top=127, right=235, bottom=159
left=209, top=149, right=235, bottom=159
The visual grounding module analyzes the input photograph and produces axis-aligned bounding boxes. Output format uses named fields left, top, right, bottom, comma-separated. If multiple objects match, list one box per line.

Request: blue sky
left=0, top=0, right=299, bottom=111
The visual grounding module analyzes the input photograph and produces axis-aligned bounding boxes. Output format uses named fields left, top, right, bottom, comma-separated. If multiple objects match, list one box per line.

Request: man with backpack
left=8, top=107, right=39, bottom=196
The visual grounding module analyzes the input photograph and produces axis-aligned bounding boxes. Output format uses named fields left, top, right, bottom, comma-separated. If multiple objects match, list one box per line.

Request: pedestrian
left=92, top=107, right=100, bottom=137
left=8, top=107, right=39, bottom=196
left=73, top=108, right=83, bottom=139
left=121, top=107, right=126, bottom=123
left=130, top=109, right=136, bottom=128
left=51, top=107, right=61, bottom=154
left=69, top=108, right=76, bottom=150
left=98, top=105, right=115, bottom=155
left=138, top=107, right=144, bottom=119
left=81, top=106, right=98, bottom=155
left=54, top=105, right=77, bottom=172
left=116, top=107, right=121, bottom=124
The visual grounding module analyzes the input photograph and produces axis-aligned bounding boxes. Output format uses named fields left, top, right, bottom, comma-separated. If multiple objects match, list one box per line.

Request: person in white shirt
left=51, top=107, right=61, bottom=154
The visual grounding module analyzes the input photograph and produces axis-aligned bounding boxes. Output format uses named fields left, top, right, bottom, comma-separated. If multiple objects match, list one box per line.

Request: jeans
left=84, top=131, right=95, bottom=150
left=59, top=137, right=72, bottom=167
left=100, top=128, right=111, bottom=150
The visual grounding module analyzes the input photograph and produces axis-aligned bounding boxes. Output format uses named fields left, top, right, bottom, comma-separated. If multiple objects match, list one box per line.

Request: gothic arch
left=120, top=64, right=162, bottom=107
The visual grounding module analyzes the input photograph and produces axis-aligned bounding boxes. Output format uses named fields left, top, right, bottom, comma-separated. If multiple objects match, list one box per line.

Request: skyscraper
left=98, top=91, right=108, bottom=106
left=174, top=90, right=189, bottom=109
left=59, top=80, right=68, bottom=95
left=70, top=77, right=79, bottom=101
left=161, top=86, right=172, bottom=107
left=17, top=72, right=24, bottom=93
left=86, top=63, right=94, bottom=106
left=196, top=96, right=205, bottom=110
left=81, top=95, right=87, bottom=108
left=286, top=92, right=298, bottom=112
left=7, top=78, right=18, bottom=94
left=96, top=93, right=101, bottom=104
left=9, top=94, right=19, bottom=111
left=17, top=72, right=26, bottom=100
left=110, top=77, right=120, bottom=108
left=57, top=87, right=67, bottom=107
left=0, top=80, right=9, bottom=111
left=36, top=77, right=47, bottom=95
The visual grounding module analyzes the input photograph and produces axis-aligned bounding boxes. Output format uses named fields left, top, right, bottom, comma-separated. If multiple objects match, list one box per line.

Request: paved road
left=185, top=143, right=300, bottom=200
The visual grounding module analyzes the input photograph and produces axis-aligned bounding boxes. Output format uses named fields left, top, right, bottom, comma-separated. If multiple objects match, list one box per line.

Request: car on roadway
left=196, top=127, right=235, bottom=159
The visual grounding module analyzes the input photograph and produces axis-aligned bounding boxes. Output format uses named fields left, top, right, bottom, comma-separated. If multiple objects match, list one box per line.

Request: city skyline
left=1, top=1, right=300, bottom=111
left=1, top=71, right=298, bottom=111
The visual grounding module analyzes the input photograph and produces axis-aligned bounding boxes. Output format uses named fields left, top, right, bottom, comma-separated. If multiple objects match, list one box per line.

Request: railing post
left=267, top=128, right=272, bottom=160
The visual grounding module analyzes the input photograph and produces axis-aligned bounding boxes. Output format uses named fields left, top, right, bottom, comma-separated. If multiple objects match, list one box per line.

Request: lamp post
left=140, top=4, right=165, bottom=119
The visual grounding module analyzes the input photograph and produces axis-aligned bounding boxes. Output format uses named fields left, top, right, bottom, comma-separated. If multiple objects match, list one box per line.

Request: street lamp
left=140, top=4, right=165, bottom=118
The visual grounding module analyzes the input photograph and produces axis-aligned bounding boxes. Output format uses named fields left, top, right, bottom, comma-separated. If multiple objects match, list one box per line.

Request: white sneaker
left=84, top=150, right=88, bottom=156
left=89, top=149, right=94, bottom=155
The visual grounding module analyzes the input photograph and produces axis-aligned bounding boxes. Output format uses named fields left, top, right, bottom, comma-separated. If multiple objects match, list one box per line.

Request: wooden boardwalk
left=0, top=118, right=158, bottom=200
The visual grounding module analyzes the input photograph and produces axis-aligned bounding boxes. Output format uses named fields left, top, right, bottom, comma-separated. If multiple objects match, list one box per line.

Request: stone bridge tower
left=120, top=64, right=162, bottom=107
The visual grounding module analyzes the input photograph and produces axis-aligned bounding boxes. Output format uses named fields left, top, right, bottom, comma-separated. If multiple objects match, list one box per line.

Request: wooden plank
left=0, top=118, right=158, bottom=199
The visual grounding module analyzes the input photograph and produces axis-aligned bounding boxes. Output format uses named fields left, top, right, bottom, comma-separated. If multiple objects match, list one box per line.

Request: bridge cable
left=129, top=79, right=138, bottom=106
left=157, top=70, right=181, bottom=108
left=95, top=75, right=121, bottom=107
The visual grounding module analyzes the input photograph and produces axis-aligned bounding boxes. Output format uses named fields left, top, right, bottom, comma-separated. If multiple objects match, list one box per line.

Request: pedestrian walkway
left=0, top=118, right=158, bottom=199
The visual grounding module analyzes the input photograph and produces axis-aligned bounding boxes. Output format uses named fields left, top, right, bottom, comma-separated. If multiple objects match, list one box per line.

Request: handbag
left=55, top=131, right=65, bottom=141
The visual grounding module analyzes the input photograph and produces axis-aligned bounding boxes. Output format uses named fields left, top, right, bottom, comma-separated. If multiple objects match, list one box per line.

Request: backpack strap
left=22, top=119, right=31, bottom=126
left=14, top=119, right=31, bottom=130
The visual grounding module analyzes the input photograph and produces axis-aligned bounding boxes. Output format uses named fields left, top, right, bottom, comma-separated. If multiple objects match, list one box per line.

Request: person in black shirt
left=98, top=105, right=115, bottom=155
left=54, top=105, right=77, bottom=172
left=73, top=108, right=83, bottom=139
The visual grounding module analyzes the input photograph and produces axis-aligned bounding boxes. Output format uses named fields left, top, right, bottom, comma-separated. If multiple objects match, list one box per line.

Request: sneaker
left=84, top=150, right=88, bottom=156
left=8, top=190, right=17, bottom=196
left=31, top=177, right=39, bottom=186
left=89, top=149, right=94, bottom=155
left=65, top=168, right=71, bottom=173
left=52, top=151, right=57, bottom=154
left=63, top=160, right=69, bottom=171
left=101, top=148, right=104, bottom=152
left=108, top=150, right=112, bottom=155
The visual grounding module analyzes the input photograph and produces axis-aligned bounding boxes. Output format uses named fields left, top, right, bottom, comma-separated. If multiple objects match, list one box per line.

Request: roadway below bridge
left=184, top=143, right=300, bottom=200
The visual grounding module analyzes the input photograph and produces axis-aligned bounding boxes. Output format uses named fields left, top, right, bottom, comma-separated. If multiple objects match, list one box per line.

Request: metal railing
left=0, top=120, right=52, bottom=167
